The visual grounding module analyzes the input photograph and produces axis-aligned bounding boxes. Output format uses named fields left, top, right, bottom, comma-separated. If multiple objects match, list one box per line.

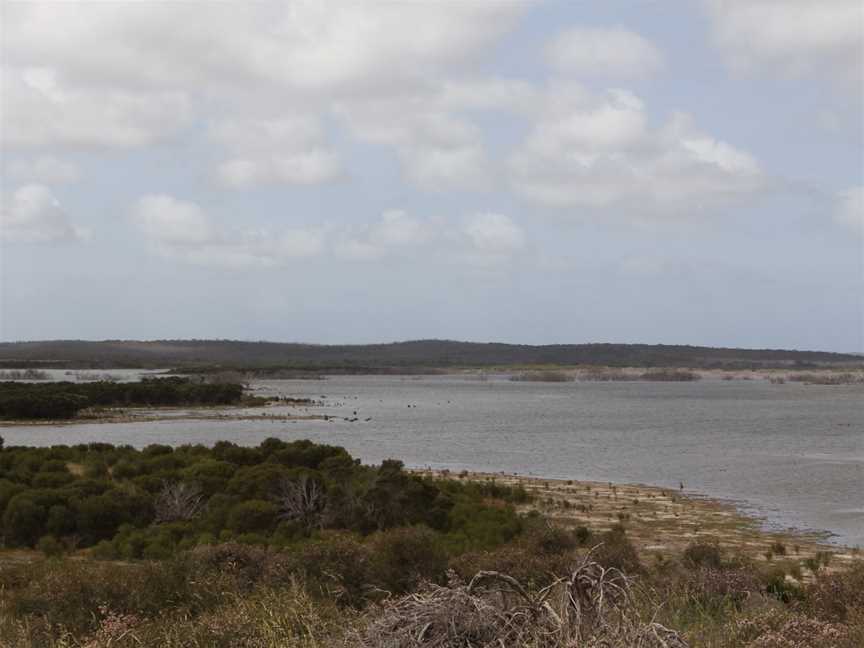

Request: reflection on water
left=2, top=375, right=862, bottom=546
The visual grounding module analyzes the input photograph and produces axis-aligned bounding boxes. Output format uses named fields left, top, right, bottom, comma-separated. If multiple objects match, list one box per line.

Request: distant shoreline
left=2, top=338, right=860, bottom=372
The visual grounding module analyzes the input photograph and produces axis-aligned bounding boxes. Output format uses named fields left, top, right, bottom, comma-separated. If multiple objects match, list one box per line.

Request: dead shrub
left=351, top=556, right=688, bottom=647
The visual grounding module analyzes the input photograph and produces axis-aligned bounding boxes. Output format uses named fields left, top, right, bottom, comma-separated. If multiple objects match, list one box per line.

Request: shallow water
left=2, top=375, right=862, bottom=546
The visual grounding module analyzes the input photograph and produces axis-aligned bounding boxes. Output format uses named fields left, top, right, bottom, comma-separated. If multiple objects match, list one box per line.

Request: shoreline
left=0, top=402, right=327, bottom=427
left=411, top=468, right=857, bottom=579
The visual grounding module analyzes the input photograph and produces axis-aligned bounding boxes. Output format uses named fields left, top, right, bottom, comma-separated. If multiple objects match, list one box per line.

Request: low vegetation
left=509, top=370, right=574, bottom=383
left=0, top=438, right=528, bottom=556
left=639, top=369, right=701, bottom=382
left=0, top=377, right=244, bottom=420
left=0, top=438, right=861, bottom=647
left=787, top=372, right=864, bottom=385
left=577, top=367, right=639, bottom=381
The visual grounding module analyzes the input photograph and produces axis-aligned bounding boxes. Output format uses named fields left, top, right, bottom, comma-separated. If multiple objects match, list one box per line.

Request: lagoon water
left=2, top=375, right=862, bottom=546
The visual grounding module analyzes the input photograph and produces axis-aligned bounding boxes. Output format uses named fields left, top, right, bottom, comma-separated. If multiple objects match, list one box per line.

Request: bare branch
left=153, top=481, right=205, bottom=524
left=275, top=473, right=326, bottom=529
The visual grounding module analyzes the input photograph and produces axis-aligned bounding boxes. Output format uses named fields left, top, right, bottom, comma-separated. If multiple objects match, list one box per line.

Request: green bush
left=45, top=504, right=76, bottom=537
left=227, top=500, right=278, bottom=534
left=594, top=525, right=642, bottom=574
left=282, top=532, right=372, bottom=606
left=182, top=459, right=235, bottom=495
left=445, top=499, right=522, bottom=551
left=3, top=495, right=46, bottom=546
left=683, top=541, right=725, bottom=569
left=368, top=525, right=448, bottom=594
left=764, top=566, right=803, bottom=603
left=36, top=534, right=64, bottom=557
left=0, top=439, right=529, bottom=556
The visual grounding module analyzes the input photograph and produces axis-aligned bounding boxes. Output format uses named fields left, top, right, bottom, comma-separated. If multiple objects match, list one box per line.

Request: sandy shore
left=413, top=468, right=858, bottom=579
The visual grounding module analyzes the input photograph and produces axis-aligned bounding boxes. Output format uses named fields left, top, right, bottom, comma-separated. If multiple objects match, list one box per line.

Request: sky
left=0, top=0, right=862, bottom=352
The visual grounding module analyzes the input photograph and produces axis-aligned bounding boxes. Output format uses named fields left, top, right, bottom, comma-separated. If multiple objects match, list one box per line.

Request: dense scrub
left=0, top=438, right=528, bottom=557
left=1, top=439, right=861, bottom=647
left=0, top=377, right=244, bottom=419
left=1, top=528, right=861, bottom=646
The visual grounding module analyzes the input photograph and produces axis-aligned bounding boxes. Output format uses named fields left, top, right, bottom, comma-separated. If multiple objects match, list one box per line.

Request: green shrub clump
left=0, top=439, right=528, bottom=562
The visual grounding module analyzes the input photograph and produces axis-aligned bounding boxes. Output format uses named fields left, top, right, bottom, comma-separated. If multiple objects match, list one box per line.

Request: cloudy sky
left=1, top=0, right=862, bottom=351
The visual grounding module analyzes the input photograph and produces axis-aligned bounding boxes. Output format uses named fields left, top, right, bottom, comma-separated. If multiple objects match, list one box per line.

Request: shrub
left=3, top=495, right=46, bottom=546
left=32, top=470, right=75, bottom=489
left=190, top=542, right=271, bottom=587
left=281, top=532, right=373, bottom=606
left=509, top=370, right=574, bottom=382
left=181, top=459, right=235, bottom=495
left=227, top=500, right=278, bottom=534
left=368, top=526, right=448, bottom=594
left=803, top=560, right=864, bottom=622
left=683, top=541, right=725, bottom=569
left=764, top=567, right=803, bottom=603
left=227, top=464, right=289, bottom=500
left=574, top=525, right=592, bottom=545
left=36, top=534, right=64, bottom=557
left=45, top=504, right=76, bottom=537
left=770, top=541, right=787, bottom=556
left=74, top=490, right=153, bottom=543
left=593, top=525, right=642, bottom=574
left=445, top=499, right=522, bottom=552
left=640, top=369, right=701, bottom=382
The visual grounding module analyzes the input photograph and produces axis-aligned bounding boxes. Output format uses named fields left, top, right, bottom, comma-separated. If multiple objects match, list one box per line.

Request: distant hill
left=0, top=339, right=860, bottom=371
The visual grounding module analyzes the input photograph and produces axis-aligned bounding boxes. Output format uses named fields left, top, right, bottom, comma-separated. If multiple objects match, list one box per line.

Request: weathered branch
left=153, top=481, right=205, bottom=523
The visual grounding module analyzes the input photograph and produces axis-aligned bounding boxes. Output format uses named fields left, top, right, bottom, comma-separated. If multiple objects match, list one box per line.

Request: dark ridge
left=0, top=339, right=860, bottom=371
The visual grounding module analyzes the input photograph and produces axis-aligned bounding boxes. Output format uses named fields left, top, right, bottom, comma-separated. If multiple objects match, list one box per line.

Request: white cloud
left=0, top=183, right=84, bottom=242
left=705, top=0, right=863, bottom=90
left=335, top=210, right=436, bottom=261
left=210, top=117, right=341, bottom=189
left=1, top=1, right=525, bottom=165
left=0, top=3, right=532, bottom=194
left=440, top=77, right=540, bottom=113
left=835, top=186, right=863, bottom=233
left=130, top=194, right=324, bottom=267
left=336, top=208, right=526, bottom=265
left=546, top=27, right=663, bottom=78
left=509, top=84, right=765, bottom=215
left=131, top=195, right=216, bottom=246
left=463, top=213, right=526, bottom=254
left=6, top=155, right=81, bottom=184
left=131, top=196, right=527, bottom=268
left=1, top=66, right=191, bottom=150
left=338, top=98, right=492, bottom=191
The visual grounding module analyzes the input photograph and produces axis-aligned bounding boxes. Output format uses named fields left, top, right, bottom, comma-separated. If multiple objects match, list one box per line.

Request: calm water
left=2, top=375, right=862, bottom=546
